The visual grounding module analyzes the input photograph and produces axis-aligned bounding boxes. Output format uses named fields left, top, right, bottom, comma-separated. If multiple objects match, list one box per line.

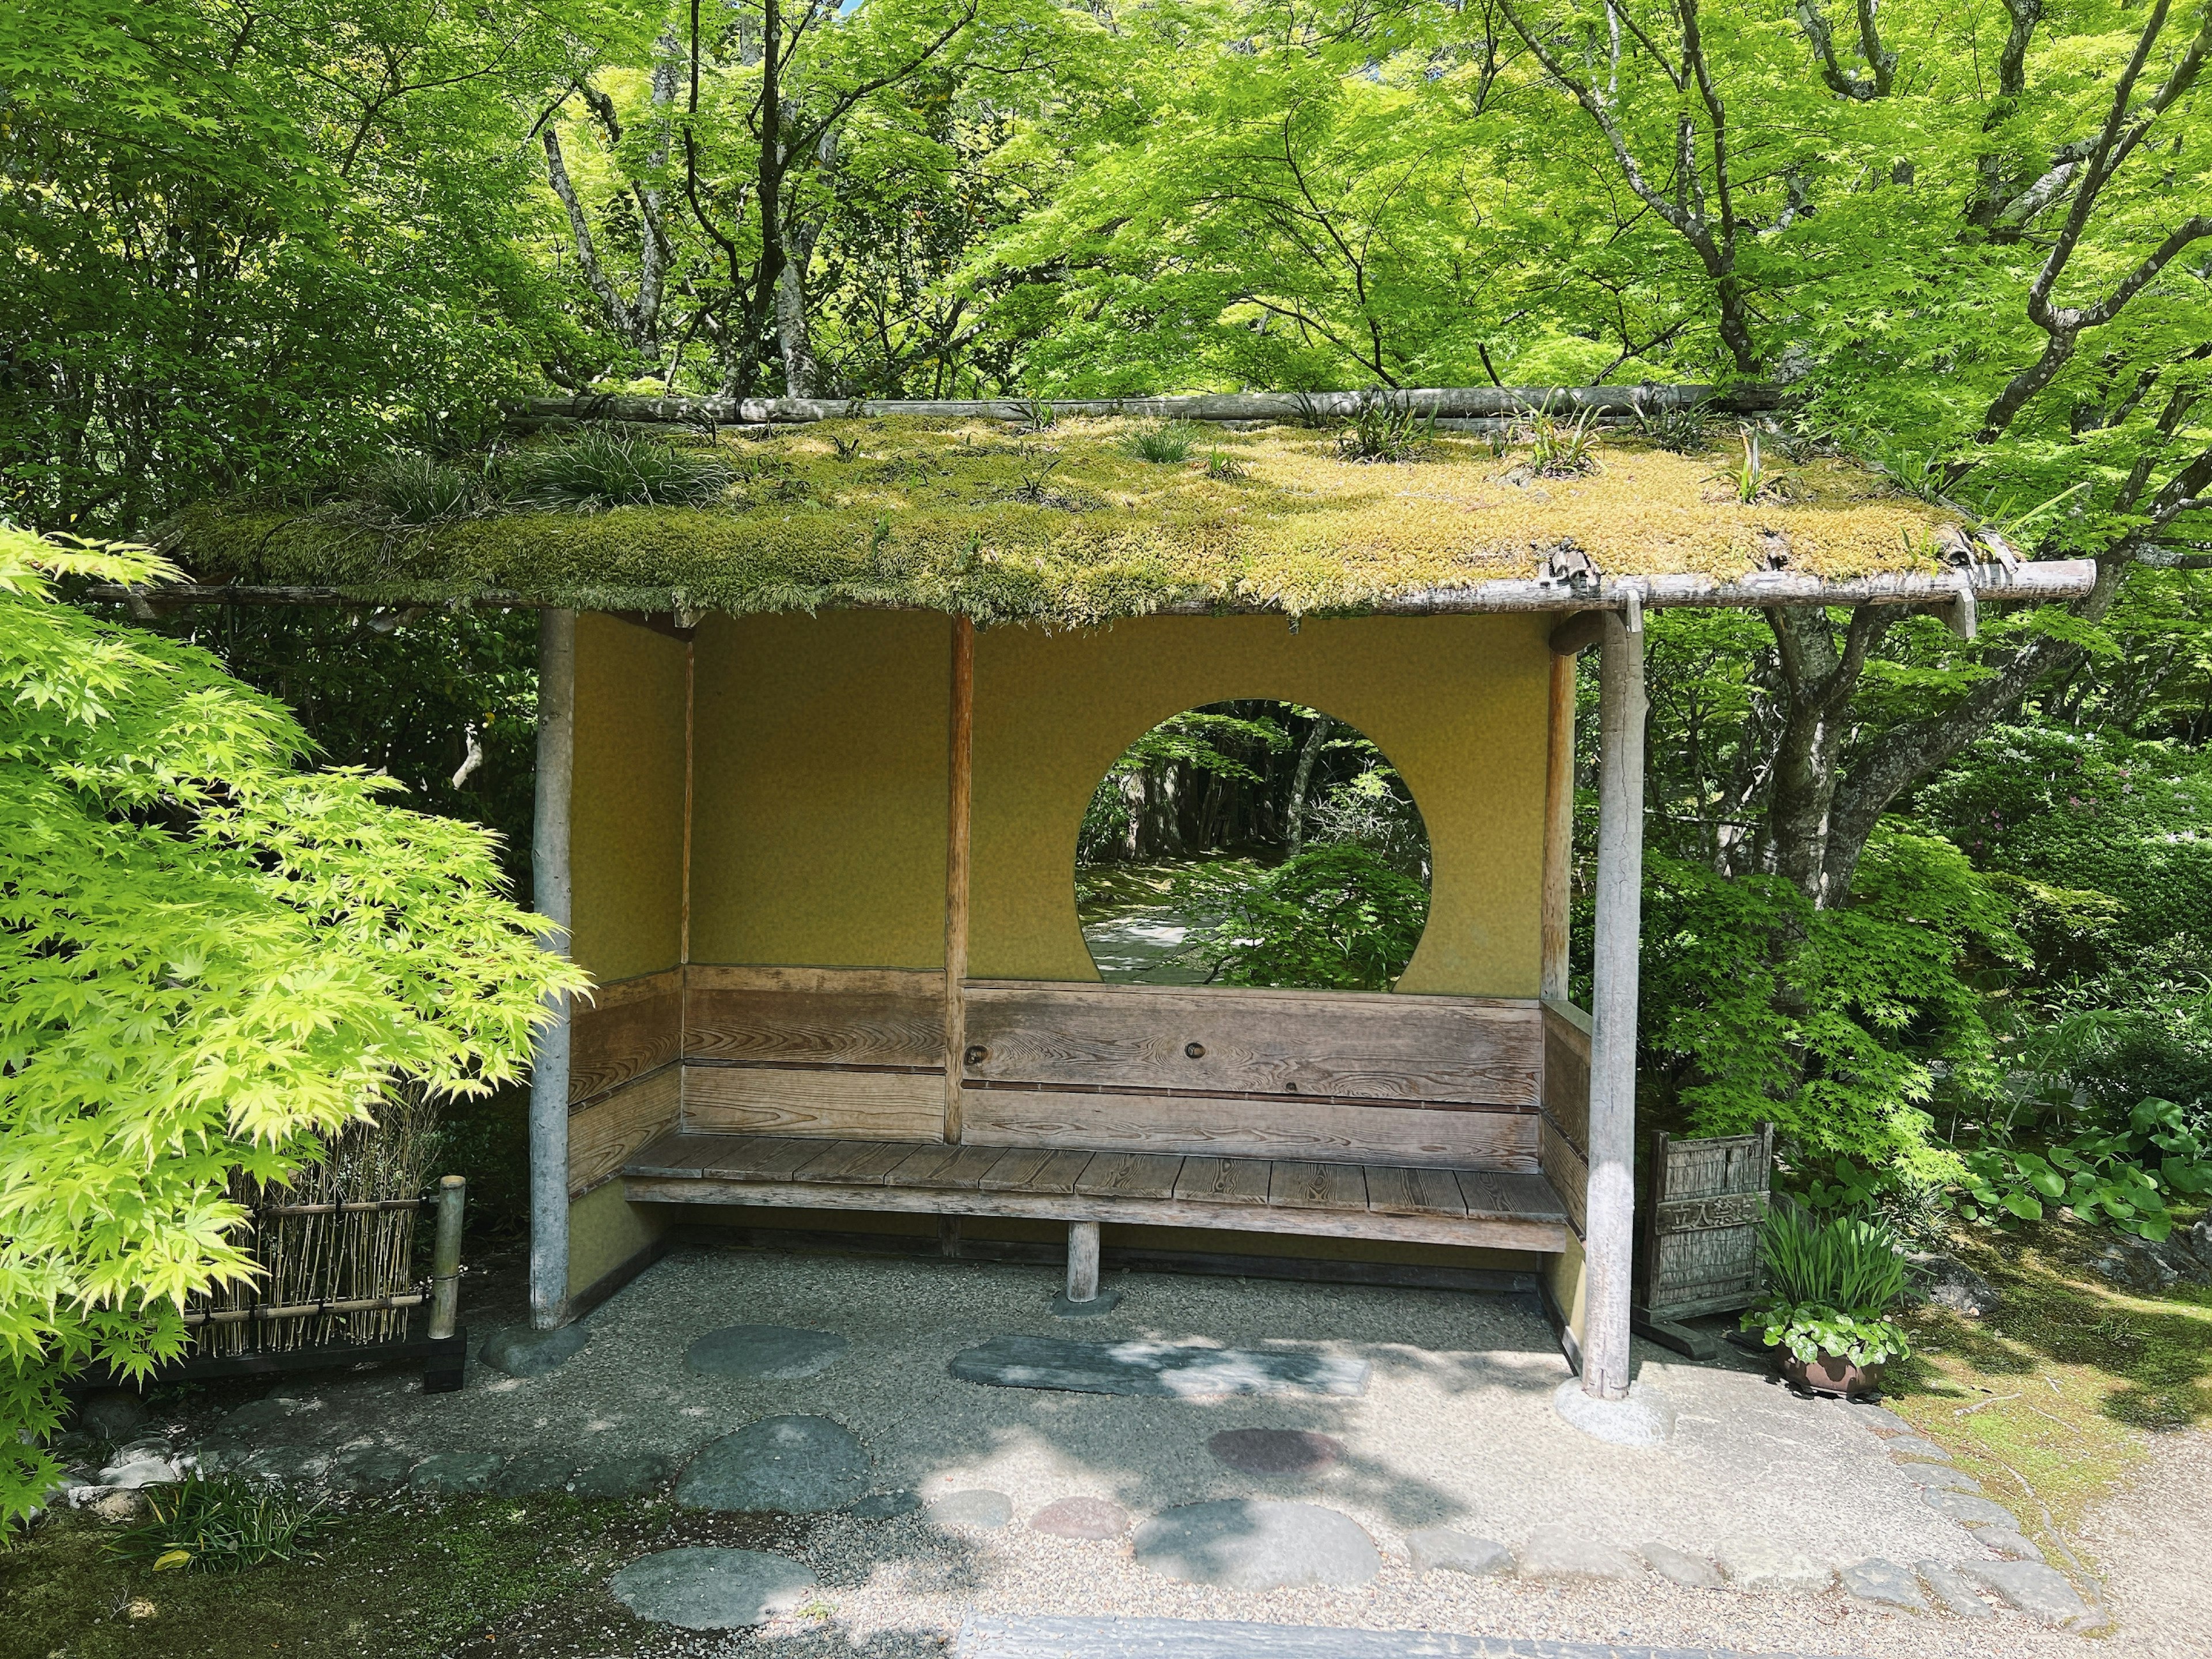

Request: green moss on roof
left=171, top=416, right=1964, bottom=624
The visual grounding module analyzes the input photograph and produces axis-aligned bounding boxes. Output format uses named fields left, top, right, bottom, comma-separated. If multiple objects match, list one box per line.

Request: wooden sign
left=1633, top=1124, right=1772, bottom=1358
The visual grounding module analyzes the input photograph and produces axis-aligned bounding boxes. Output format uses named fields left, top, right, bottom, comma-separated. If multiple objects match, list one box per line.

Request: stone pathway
left=949, top=1335, right=1372, bottom=1397
left=953, top=1616, right=1842, bottom=1658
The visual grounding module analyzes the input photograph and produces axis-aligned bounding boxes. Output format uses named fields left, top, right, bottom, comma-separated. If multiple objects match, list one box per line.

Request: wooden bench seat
left=622, top=1129, right=1570, bottom=1253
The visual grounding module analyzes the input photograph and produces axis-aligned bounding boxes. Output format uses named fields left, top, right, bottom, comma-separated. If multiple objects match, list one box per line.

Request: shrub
left=1336, top=392, right=1434, bottom=463
left=1950, top=1098, right=2212, bottom=1241
left=0, top=528, right=583, bottom=1529
left=513, top=430, right=736, bottom=509
left=111, top=1476, right=327, bottom=1573
left=1631, top=394, right=1713, bottom=454
left=357, top=453, right=488, bottom=525
left=1521, top=399, right=1600, bottom=477
left=1118, top=419, right=1203, bottom=463
left=1743, top=1204, right=1914, bottom=1368
left=1173, top=842, right=1429, bottom=990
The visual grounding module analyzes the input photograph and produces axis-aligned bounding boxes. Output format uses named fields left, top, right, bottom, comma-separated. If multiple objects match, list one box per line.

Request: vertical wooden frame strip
left=528, top=608, right=576, bottom=1331
left=1540, top=647, right=1578, bottom=1003
left=944, top=617, right=975, bottom=1142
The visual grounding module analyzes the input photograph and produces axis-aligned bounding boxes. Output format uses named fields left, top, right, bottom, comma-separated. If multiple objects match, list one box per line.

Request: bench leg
left=1066, top=1221, right=1101, bottom=1302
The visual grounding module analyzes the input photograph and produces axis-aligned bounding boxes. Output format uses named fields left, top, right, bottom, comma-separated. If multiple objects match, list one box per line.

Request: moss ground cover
left=170, top=421, right=1963, bottom=623
left=1882, top=1217, right=2211, bottom=1563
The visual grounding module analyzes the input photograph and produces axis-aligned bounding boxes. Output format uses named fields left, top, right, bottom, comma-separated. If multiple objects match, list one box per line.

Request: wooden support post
left=1066, top=1221, right=1102, bottom=1303
left=1540, top=649, right=1578, bottom=1003
left=944, top=617, right=975, bottom=1143
left=1583, top=604, right=1646, bottom=1400
left=528, top=608, right=575, bottom=1332
left=428, top=1176, right=466, bottom=1342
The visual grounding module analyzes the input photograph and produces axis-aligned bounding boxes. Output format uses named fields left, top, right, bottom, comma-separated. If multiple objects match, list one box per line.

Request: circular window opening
left=1075, top=701, right=1431, bottom=990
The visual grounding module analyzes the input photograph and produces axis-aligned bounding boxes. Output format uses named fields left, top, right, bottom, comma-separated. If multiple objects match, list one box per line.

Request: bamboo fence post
left=429, top=1176, right=466, bottom=1342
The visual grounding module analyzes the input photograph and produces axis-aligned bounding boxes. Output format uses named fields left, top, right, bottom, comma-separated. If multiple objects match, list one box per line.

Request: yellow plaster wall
left=570, top=612, right=688, bottom=984
left=565, top=1177, right=666, bottom=1297
left=688, top=610, right=952, bottom=968
left=969, top=613, right=1551, bottom=995
left=1546, top=1232, right=1589, bottom=1351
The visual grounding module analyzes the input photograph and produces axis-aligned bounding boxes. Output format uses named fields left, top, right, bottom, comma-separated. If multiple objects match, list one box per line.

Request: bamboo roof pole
left=1582, top=596, right=1647, bottom=1401
left=529, top=608, right=576, bottom=1330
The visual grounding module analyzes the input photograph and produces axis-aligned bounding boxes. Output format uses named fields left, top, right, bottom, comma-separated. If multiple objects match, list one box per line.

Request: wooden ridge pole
left=944, top=617, right=975, bottom=1144
left=1582, top=603, right=1646, bottom=1399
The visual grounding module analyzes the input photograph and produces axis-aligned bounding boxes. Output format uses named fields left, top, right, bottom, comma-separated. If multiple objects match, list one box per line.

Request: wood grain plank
left=1366, top=1164, right=1467, bottom=1217
left=1075, top=1153, right=1186, bottom=1200
left=885, top=1143, right=964, bottom=1185
left=567, top=1066, right=682, bottom=1195
left=960, top=1088, right=1537, bottom=1169
left=682, top=1065, right=944, bottom=1142
left=1410, top=1166, right=1469, bottom=1217
left=786, top=1141, right=895, bottom=1183
left=1541, top=1001, right=1591, bottom=1156
left=962, top=983, right=1540, bottom=1107
left=1172, top=1158, right=1274, bottom=1206
left=694, top=1135, right=774, bottom=1179
left=978, top=1147, right=1056, bottom=1191
left=933, top=1143, right=1010, bottom=1191
left=684, top=965, right=947, bottom=1070
left=1535, top=1119, right=1588, bottom=1238
left=570, top=972, right=683, bottom=1104
left=1268, top=1161, right=1367, bottom=1211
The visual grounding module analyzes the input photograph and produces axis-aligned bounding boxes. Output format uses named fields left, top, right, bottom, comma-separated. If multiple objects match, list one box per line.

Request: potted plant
left=1743, top=1203, right=1913, bottom=1399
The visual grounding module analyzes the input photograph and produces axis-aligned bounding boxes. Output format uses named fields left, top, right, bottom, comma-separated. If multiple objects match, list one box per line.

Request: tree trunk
left=1283, top=718, right=1333, bottom=854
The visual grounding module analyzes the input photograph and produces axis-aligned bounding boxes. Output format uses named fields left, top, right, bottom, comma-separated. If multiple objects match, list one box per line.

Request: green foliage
left=1202, top=444, right=1249, bottom=482
left=1637, top=831, right=2021, bottom=1176
left=1715, top=427, right=1787, bottom=505
left=512, top=432, right=737, bottom=511
left=1172, top=843, right=1429, bottom=991
left=358, top=454, right=493, bottom=528
left=1077, top=707, right=1289, bottom=862
left=0, top=528, right=583, bottom=1528
left=1335, top=393, right=1435, bottom=464
left=1950, top=1099, right=2212, bottom=1242
left=1744, top=1203, right=1914, bottom=1367
left=1799, top=1156, right=1886, bottom=1214
left=1747, top=1306, right=1916, bottom=1370
left=1117, top=420, right=1203, bottom=464
left=1633, top=396, right=1714, bottom=455
left=111, top=1478, right=328, bottom=1573
left=1521, top=402, right=1600, bottom=479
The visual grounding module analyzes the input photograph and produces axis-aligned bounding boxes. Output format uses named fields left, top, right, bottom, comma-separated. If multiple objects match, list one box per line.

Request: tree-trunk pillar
left=529, top=608, right=576, bottom=1331
left=1582, top=604, right=1646, bottom=1400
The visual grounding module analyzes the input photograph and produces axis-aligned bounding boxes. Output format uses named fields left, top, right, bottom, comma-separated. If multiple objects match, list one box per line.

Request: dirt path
left=2072, top=1427, right=2212, bottom=1657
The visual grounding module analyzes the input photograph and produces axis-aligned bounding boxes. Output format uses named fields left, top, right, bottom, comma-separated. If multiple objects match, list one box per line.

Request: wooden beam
left=1582, top=608, right=1646, bottom=1400
left=943, top=616, right=976, bottom=1143
left=1540, top=652, right=1578, bottom=1002
left=1066, top=1221, right=1102, bottom=1302
left=1548, top=610, right=1607, bottom=657
left=528, top=608, right=576, bottom=1331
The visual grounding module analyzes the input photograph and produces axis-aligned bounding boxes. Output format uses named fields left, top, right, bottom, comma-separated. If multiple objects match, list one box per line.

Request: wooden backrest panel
left=1537, top=999, right=1592, bottom=1239
left=961, top=982, right=1540, bottom=1107
left=684, top=964, right=946, bottom=1071
left=571, top=968, right=683, bottom=1107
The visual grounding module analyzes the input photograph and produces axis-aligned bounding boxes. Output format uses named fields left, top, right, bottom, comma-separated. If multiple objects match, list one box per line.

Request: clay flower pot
left=1777, top=1349, right=1884, bottom=1399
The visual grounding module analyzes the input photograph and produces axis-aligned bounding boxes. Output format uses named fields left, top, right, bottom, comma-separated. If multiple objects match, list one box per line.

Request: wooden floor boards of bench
left=622, top=1130, right=1569, bottom=1253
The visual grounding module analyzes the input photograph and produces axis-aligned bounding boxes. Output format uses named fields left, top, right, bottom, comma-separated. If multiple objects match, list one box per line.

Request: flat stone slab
left=481, top=1323, right=590, bottom=1379
left=1843, top=1402, right=1912, bottom=1434
left=1839, top=1558, right=1926, bottom=1609
left=1518, top=1524, right=1642, bottom=1582
left=1407, top=1527, right=1510, bottom=1577
left=1029, top=1497, right=1130, bottom=1540
left=1207, top=1429, right=1343, bottom=1475
left=1966, top=1523, right=2043, bottom=1561
left=953, top=1617, right=1861, bottom=1658
left=609, top=1546, right=817, bottom=1630
left=411, top=1450, right=505, bottom=1494
left=1921, top=1487, right=2020, bottom=1528
left=850, top=1488, right=922, bottom=1520
left=676, top=1415, right=872, bottom=1514
left=1897, top=1461, right=1982, bottom=1492
left=1916, top=1560, right=1996, bottom=1619
left=1715, top=1537, right=1832, bottom=1593
left=1551, top=1379, right=1675, bottom=1448
left=930, top=1489, right=1014, bottom=1531
left=495, top=1448, right=582, bottom=1495
left=573, top=1451, right=674, bottom=1499
left=684, top=1324, right=848, bottom=1381
left=1881, top=1434, right=1953, bottom=1463
left=951, top=1336, right=1368, bottom=1399
left=1957, top=1559, right=2100, bottom=1627
left=1133, top=1500, right=1380, bottom=1589
left=1641, top=1541, right=1724, bottom=1589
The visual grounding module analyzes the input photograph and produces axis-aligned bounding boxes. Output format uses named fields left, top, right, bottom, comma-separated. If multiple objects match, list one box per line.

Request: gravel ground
left=166, top=1246, right=2167, bottom=1658
left=2070, top=1428, right=2210, bottom=1659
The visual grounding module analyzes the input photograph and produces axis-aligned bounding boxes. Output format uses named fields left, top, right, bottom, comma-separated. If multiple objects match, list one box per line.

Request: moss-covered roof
left=169, top=416, right=1970, bottom=624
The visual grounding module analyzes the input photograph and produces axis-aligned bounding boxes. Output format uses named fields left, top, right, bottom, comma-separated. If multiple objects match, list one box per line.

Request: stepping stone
left=1715, top=1537, right=1833, bottom=1593
left=1207, top=1429, right=1342, bottom=1475
left=215, top=1398, right=297, bottom=1435
left=1840, top=1558, right=1926, bottom=1609
left=1030, top=1497, right=1130, bottom=1540
left=482, top=1323, right=589, bottom=1379
left=930, top=1489, right=1013, bottom=1531
left=236, top=1445, right=329, bottom=1485
left=1844, top=1402, right=1912, bottom=1434
left=1957, top=1559, right=2100, bottom=1628
left=1897, top=1461, right=1982, bottom=1492
left=1881, top=1434, right=1952, bottom=1463
left=573, top=1451, right=675, bottom=1499
left=1641, top=1540, right=1724, bottom=1589
left=1407, top=1528, right=1510, bottom=1577
left=1921, top=1487, right=2020, bottom=1529
left=1966, top=1523, right=2043, bottom=1562
left=950, top=1336, right=1368, bottom=1399
left=1134, top=1500, right=1381, bottom=1589
left=1517, top=1524, right=1642, bottom=1582
left=411, top=1450, right=505, bottom=1494
left=850, top=1489, right=923, bottom=1521
left=684, top=1324, right=848, bottom=1382
left=78, top=1391, right=148, bottom=1442
left=1915, top=1560, right=1996, bottom=1619
left=495, top=1448, right=581, bottom=1495
left=675, top=1415, right=872, bottom=1514
left=328, top=1445, right=418, bottom=1493
left=98, top=1450, right=181, bottom=1488
left=609, top=1546, right=817, bottom=1630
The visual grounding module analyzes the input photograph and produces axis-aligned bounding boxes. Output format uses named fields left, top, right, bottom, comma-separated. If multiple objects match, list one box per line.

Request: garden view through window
left=1075, top=701, right=1431, bottom=991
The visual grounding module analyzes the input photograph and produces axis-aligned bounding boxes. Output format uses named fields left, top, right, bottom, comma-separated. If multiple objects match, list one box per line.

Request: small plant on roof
left=1017, top=395, right=1056, bottom=432
left=1336, top=391, right=1435, bottom=463
left=513, top=429, right=736, bottom=510
left=1520, top=397, right=1601, bottom=478
left=1010, top=446, right=1065, bottom=504
left=1202, top=443, right=1248, bottom=481
left=355, top=452, right=488, bottom=526
left=1630, top=392, right=1713, bottom=455
left=1715, top=426, right=1794, bottom=505
left=829, top=431, right=865, bottom=461
left=1865, top=434, right=1955, bottom=504
left=111, top=1476, right=328, bottom=1573
left=1119, top=419, right=1203, bottom=463
left=1287, top=390, right=1335, bottom=430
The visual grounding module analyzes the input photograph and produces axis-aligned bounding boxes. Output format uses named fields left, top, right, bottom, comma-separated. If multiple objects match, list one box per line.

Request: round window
left=1075, top=700, right=1431, bottom=990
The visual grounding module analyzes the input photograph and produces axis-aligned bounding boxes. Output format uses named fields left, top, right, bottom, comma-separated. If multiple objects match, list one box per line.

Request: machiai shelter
left=161, top=387, right=2096, bottom=1407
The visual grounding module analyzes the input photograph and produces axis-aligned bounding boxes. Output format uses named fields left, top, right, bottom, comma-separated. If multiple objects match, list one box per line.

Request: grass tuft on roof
left=167, top=416, right=1966, bottom=624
